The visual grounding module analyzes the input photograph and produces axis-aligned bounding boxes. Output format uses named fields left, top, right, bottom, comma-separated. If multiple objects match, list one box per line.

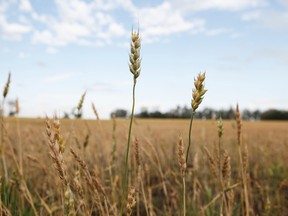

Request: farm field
left=1, top=117, right=288, bottom=215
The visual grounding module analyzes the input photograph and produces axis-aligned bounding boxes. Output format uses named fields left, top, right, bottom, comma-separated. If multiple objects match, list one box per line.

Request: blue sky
left=0, top=0, right=288, bottom=119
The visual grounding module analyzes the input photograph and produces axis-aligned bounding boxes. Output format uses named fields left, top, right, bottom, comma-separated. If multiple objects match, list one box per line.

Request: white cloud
left=32, top=30, right=58, bottom=46
left=170, top=0, right=267, bottom=13
left=55, top=0, right=94, bottom=24
left=107, top=22, right=126, bottom=36
left=46, top=47, right=58, bottom=54
left=242, top=11, right=261, bottom=21
left=0, top=1, right=13, bottom=13
left=19, top=0, right=32, bottom=12
left=0, top=15, right=31, bottom=40
left=31, top=12, right=50, bottom=24
left=259, top=11, right=288, bottom=30
left=92, top=0, right=119, bottom=11
left=0, top=0, right=272, bottom=47
left=127, top=2, right=205, bottom=42
left=241, top=9, right=288, bottom=31
left=30, top=0, right=126, bottom=46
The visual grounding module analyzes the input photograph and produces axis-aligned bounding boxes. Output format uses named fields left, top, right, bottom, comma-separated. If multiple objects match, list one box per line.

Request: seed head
left=134, top=138, right=140, bottom=167
left=204, top=146, right=217, bottom=179
left=91, top=102, right=100, bottom=120
left=3, top=72, right=11, bottom=98
left=236, top=104, right=242, bottom=146
left=126, top=187, right=136, bottom=216
left=129, top=30, right=141, bottom=79
left=222, top=151, right=231, bottom=185
left=177, top=137, right=186, bottom=177
left=53, top=117, right=64, bottom=153
left=217, top=117, right=224, bottom=138
left=191, top=72, right=207, bottom=111
left=77, top=91, right=86, bottom=112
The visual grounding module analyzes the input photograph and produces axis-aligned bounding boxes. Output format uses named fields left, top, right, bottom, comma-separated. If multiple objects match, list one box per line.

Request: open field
left=1, top=117, right=288, bottom=215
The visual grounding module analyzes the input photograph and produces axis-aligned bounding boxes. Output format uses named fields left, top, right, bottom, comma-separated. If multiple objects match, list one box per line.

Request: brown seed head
left=177, top=137, right=186, bottom=177
left=134, top=138, right=140, bottom=167
left=222, top=151, right=231, bottom=185
left=129, top=30, right=141, bottom=79
left=3, top=72, right=11, bottom=98
left=236, top=104, right=242, bottom=146
left=204, top=146, right=217, bottom=179
left=77, top=91, right=86, bottom=111
left=217, top=117, right=223, bottom=138
left=126, top=187, right=136, bottom=216
left=91, top=102, right=100, bottom=120
left=191, top=72, right=207, bottom=111
left=243, top=142, right=249, bottom=171
left=53, top=117, right=64, bottom=153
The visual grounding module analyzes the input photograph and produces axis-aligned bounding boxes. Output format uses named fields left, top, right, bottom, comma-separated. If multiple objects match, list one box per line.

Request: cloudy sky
left=0, top=0, right=288, bottom=119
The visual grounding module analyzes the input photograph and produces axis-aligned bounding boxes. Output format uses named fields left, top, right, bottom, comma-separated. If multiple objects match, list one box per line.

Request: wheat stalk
left=121, top=28, right=141, bottom=215
left=70, top=148, right=107, bottom=215
left=236, top=104, right=249, bottom=216
left=186, top=72, right=207, bottom=163
left=177, top=137, right=186, bottom=216
left=1, top=72, right=11, bottom=182
left=204, top=146, right=218, bottom=180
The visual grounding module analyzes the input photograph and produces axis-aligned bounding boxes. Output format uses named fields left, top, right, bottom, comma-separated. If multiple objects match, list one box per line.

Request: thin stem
left=186, top=111, right=195, bottom=163
left=218, top=136, right=223, bottom=215
left=183, top=176, right=186, bottom=216
left=218, top=135, right=229, bottom=215
left=1, top=99, right=8, bottom=182
left=201, top=182, right=241, bottom=214
left=17, top=115, right=23, bottom=175
left=121, top=78, right=137, bottom=215
left=183, top=110, right=195, bottom=215
left=238, top=144, right=249, bottom=216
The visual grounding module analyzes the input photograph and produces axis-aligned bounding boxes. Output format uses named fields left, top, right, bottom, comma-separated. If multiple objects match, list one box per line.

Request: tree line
left=111, top=106, right=288, bottom=120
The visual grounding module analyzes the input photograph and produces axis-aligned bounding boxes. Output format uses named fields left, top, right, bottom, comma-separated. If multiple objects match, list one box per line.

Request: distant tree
left=63, top=112, right=70, bottom=119
left=202, top=108, right=214, bottom=119
left=111, top=109, right=128, bottom=118
left=260, top=109, right=288, bottom=120
left=137, top=110, right=150, bottom=118
left=252, top=110, right=261, bottom=120
left=72, top=108, right=82, bottom=119
left=149, top=111, right=164, bottom=118
left=136, top=107, right=150, bottom=118
left=180, top=106, right=191, bottom=118
left=242, top=109, right=252, bottom=120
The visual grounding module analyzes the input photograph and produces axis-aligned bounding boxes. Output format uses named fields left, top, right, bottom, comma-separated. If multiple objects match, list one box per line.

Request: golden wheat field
left=1, top=117, right=288, bottom=216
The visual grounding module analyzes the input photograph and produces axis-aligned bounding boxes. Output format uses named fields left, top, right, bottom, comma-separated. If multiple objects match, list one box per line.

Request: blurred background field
left=1, top=117, right=288, bottom=215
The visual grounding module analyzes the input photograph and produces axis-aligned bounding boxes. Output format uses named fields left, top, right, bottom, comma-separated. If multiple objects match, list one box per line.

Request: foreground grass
left=1, top=117, right=288, bottom=215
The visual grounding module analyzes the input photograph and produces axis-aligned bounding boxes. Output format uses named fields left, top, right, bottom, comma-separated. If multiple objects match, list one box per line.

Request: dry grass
left=0, top=117, right=287, bottom=215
